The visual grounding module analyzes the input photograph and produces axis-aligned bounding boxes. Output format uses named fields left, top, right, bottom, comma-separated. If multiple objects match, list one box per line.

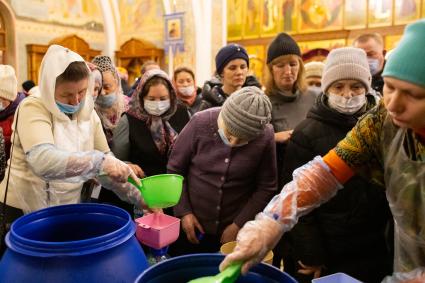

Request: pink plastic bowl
left=135, top=213, right=180, bottom=249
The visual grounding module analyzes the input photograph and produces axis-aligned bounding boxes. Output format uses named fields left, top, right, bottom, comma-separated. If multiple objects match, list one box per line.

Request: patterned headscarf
left=91, top=55, right=119, bottom=79
left=127, top=69, right=178, bottom=154
left=91, top=55, right=127, bottom=144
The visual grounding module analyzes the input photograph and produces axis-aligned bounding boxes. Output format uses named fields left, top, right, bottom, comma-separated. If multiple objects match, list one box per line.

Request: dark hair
left=22, top=80, right=35, bottom=92
left=56, top=61, right=90, bottom=86
left=140, top=76, right=176, bottom=105
left=173, top=66, right=195, bottom=81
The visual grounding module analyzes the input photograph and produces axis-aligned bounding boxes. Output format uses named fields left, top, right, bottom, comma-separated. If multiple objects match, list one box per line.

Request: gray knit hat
left=220, top=86, right=272, bottom=141
left=321, top=47, right=371, bottom=93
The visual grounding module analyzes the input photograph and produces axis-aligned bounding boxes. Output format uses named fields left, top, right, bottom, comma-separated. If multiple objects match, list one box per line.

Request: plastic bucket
left=312, top=273, right=363, bottom=283
left=130, top=174, right=183, bottom=208
left=220, top=241, right=274, bottom=265
left=135, top=213, right=180, bottom=249
left=0, top=203, right=149, bottom=283
left=135, top=253, right=297, bottom=283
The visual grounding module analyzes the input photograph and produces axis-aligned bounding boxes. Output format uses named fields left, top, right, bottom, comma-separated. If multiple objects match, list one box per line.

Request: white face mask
left=178, top=85, right=195, bottom=97
left=307, top=86, right=322, bottom=96
left=327, top=93, right=367, bottom=114
left=144, top=99, right=171, bottom=116
left=0, top=103, right=5, bottom=111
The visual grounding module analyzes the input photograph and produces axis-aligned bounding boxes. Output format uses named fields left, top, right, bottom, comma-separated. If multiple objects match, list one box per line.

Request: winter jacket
left=0, top=129, right=5, bottom=181
left=268, top=88, right=316, bottom=189
left=371, top=61, right=386, bottom=95
left=0, top=92, right=25, bottom=160
left=280, top=93, right=392, bottom=283
left=198, top=75, right=261, bottom=111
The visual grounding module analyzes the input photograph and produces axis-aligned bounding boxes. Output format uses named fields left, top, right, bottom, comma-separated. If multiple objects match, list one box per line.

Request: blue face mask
left=95, top=92, right=117, bottom=108
left=218, top=128, right=248, bottom=147
left=218, top=128, right=232, bottom=146
left=368, top=58, right=380, bottom=75
left=56, top=99, right=84, bottom=114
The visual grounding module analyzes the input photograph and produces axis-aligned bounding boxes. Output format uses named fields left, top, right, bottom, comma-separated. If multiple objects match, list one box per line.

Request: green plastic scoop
left=128, top=174, right=183, bottom=209
left=187, top=262, right=242, bottom=283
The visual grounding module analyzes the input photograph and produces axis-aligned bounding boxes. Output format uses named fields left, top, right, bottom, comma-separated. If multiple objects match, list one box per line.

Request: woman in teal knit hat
left=220, top=19, right=425, bottom=282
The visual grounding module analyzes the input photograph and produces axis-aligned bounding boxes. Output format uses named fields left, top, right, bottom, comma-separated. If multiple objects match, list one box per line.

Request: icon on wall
left=227, top=0, right=244, bottom=40
left=164, top=12, right=185, bottom=53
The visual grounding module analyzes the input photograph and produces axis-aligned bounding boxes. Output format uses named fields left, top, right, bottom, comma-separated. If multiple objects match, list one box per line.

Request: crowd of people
left=0, top=17, right=423, bottom=283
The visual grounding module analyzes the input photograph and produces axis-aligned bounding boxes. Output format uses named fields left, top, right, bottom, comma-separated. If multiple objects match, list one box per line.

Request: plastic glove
left=100, top=155, right=139, bottom=184
left=220, top=156, right=342, bottom=274
left=382, top=268, right=425, bottom=283
left=219, top=213, right=283, bottom=275
left=127, top=163, right=145, bottom=178
left=98, top=174, right=145, bottom=209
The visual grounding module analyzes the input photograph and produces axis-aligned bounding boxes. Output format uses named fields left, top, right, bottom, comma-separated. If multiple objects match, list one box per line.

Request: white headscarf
left=38, top=44, right=94, bottom=122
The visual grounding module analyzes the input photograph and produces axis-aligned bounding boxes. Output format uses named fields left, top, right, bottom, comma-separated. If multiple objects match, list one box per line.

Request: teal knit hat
left=382, top=19, right=425, bottom=88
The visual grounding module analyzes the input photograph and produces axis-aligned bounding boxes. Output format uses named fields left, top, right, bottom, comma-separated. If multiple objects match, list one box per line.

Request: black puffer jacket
left=198, top=75, right=261, bottom=111
left=281, top=93, right=392, bottom=283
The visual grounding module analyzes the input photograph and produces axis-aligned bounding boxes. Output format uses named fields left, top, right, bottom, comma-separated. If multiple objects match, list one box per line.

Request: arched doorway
left=0, top=13, right=6, bottom=64
left=0, top=0, right=17, bottom=69
left=26, top=35, right=101, bottom=83
left=115, top=38, right=163, bottom=85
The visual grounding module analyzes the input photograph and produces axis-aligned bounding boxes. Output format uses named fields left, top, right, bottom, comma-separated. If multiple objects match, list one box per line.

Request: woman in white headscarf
left=0, top=45, right=143, bottom=242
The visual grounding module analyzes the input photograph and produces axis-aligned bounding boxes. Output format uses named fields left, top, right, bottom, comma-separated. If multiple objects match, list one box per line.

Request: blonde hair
left=265, top=55, right=306, bottom=95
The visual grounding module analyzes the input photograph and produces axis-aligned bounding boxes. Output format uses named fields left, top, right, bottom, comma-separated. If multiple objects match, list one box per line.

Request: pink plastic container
left=135, top=213, right=180, bottom=249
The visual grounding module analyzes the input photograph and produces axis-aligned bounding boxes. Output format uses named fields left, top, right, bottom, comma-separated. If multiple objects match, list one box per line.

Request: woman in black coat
left=198, top=44, right=261, bottom=111
left=280, top=47, right=393, bottom=283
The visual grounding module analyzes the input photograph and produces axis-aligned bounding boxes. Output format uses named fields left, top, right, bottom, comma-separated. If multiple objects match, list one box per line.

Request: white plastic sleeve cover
left=26, top=143, right=104, bottom=183
left=263, top=156, right=343, bottom=232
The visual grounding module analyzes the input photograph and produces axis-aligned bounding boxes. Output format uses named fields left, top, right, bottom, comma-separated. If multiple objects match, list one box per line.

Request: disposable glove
left=382, top=268, right=425, bottom=283
left=219, top=213, right=283, bottom=274
left=100, top=155, right=139, bottom=184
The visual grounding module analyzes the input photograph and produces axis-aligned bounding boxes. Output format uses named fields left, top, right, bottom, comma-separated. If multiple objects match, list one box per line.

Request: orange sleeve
left=323, top=149, right=355, bottom=184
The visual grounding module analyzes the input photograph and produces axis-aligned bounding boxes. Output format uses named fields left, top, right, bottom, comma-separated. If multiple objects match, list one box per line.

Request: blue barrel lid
left=6, top=203, right=135, bottom=257
left=136, top=253, right=297, bottom=283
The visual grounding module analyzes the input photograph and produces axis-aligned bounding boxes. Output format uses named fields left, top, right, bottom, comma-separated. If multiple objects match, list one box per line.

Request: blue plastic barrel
left=136, top=253, right=297, bottom=283
left=0, top=203, right=149, bottom=283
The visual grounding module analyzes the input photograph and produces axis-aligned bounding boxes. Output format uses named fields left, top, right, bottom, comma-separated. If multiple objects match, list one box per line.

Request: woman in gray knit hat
left=279, top=47, right=391, bottom=283
left=167, top=86, right=278, bottom=256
